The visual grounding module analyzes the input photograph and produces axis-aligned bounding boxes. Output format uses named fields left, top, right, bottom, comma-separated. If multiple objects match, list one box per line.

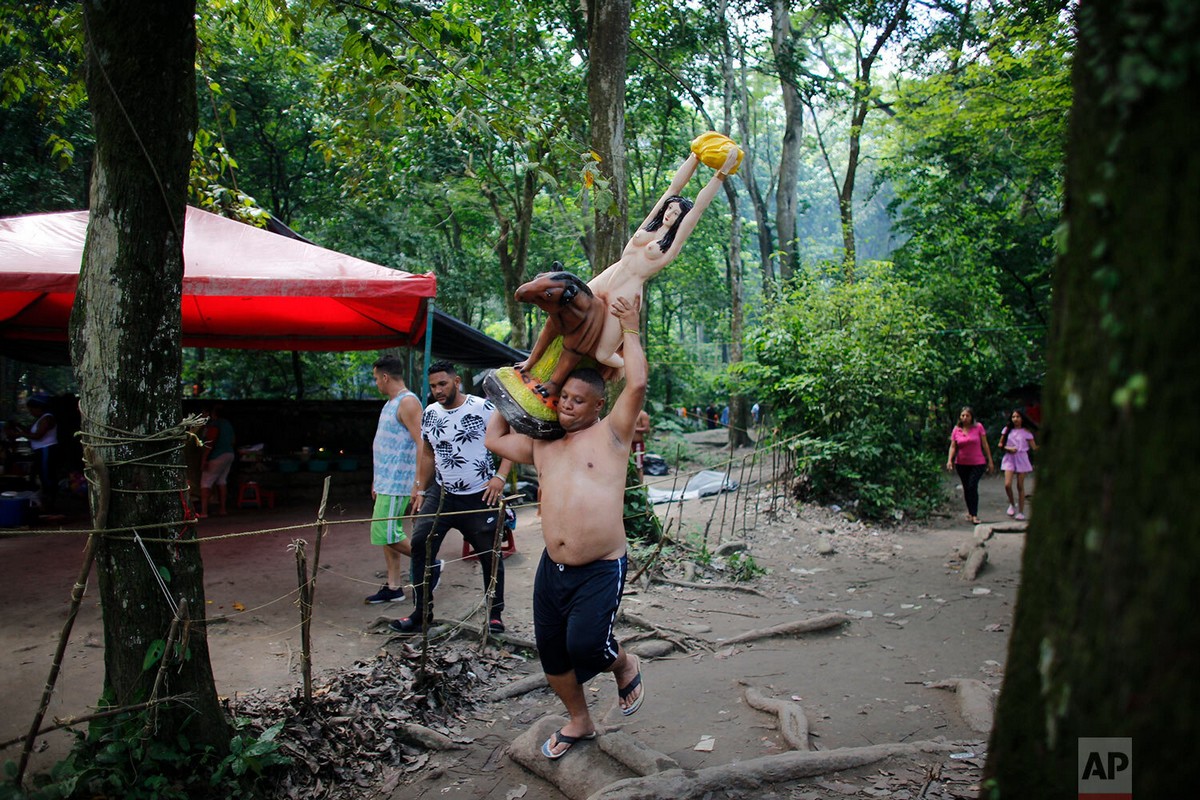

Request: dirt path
left=1, top=437, right=1025, bottom=799
left=381, top=460, right=1024, bottom=800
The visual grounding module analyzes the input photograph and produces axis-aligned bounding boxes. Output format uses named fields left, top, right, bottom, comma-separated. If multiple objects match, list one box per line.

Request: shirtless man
left=486, top=295, right=647, bottom=759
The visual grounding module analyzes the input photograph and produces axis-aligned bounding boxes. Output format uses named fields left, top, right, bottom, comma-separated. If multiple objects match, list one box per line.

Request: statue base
left=483, top=336, right=597, bottom=440
left=484, top=368, right=563, bottom=439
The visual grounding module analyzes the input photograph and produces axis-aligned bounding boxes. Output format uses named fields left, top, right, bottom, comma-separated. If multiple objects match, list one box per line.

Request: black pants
left=409, top=484, right=505, bottom=620
left=956, top=463, right=986, bottom=517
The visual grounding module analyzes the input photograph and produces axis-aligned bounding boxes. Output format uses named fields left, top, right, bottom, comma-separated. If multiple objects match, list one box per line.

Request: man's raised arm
left=607, top=295, right=647, bottom=444
left=485, top=412, right=535, bottom=466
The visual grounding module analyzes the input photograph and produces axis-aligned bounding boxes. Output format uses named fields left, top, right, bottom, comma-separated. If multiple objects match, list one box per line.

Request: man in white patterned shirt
left=389, top=361, right=513, bottom=634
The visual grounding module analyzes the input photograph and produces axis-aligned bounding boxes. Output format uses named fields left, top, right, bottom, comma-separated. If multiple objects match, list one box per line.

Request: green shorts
left=371, top=493, right=411, bottom=546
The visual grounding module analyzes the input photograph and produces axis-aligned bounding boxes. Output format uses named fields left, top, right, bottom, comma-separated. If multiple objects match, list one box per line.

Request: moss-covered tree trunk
left=71, top=0, right=227, bottom=751
left=985, top=1, right=1199, bottom=796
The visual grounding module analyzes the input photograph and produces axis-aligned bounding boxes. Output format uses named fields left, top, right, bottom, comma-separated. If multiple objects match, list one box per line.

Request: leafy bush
left=745, top=264, right=948, bottom=520
left=2, top=710, right=289, bottom=800
left=623, top=459, right=662, bottom=543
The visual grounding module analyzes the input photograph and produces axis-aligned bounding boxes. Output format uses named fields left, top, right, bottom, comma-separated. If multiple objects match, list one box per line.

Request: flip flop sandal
left=541, top=729, right=596, bottom=760
left=618, top=656, right=646, bottom=717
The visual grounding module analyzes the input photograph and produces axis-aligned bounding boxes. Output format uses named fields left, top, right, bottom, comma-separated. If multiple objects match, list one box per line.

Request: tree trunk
left=834, top=0, right=906, bottom=279
left=725, top=178, right=752, bottom=449
left=484, top=183, right=528, bottom=348
left=720, top=2, right=752, bottom=449
left=985, top=2, right=1200, bottom=796
left=587, top=0, right=630, bottom=274
left=771, top=0, right=803, bottom=283
left=734, top=32, right=776, bottom=295
left=291, top=350, right=305, bottom=400
left=72, top=0, right=226, bottom=751
left=838, top=98, right=866, bottom=277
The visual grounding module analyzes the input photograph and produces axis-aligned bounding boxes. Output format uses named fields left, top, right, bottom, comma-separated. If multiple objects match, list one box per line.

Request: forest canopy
left=0, top=0, right=1072, bottom=519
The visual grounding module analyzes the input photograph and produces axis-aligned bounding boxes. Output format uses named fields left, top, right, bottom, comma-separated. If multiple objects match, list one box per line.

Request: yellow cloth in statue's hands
left=691, top=131, right=744, bottom=175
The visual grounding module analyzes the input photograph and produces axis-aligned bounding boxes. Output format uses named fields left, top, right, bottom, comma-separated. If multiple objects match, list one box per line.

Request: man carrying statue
left=486, top=294, right=648, bottom=758
left=485, top=133, right=743, bottom=758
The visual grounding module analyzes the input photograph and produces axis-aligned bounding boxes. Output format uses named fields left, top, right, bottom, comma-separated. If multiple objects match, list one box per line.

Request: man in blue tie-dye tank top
left=364, top=355, right=423, bottom=605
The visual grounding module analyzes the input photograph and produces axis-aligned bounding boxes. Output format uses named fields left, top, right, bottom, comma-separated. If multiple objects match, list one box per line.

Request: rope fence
left=2, top=427, right=808, bottom=785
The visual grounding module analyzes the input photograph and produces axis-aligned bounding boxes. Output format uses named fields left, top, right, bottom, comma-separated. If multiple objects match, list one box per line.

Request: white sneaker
left=1006, top=504, right=1016, bottom=516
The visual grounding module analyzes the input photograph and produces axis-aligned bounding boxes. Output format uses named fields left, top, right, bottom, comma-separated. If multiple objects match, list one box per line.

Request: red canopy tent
left=0, top=206, right=437, bottom=355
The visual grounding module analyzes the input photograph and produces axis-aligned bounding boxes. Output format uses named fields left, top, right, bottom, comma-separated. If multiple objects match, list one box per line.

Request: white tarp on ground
left=647, top=469, right=738, bottom=504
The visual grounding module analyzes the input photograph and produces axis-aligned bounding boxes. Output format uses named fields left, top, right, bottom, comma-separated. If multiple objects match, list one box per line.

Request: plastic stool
left=462, top=528, right=517, bottom=561
left=237, top=481, right=276, bottom=510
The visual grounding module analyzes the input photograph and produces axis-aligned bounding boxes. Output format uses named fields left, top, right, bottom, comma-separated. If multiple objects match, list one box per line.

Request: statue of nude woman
left=515, top=141, right=742, bottom=397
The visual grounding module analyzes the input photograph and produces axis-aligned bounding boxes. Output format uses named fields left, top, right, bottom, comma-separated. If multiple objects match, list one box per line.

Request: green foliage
left=672, top=535, right=764, bottom=583
left=883, top=5, right=1071, bottom=338
left=746, top=263, right=947, bottom=519
left=644, top=399, right=688, bottom=436
left=0, top=2, right=90, bottom=215
left=1, top=0, right=1066, bottom=525
left=211, top=720, right=290, bottom=783
left=723, top=551, right=766, bottom=582
left=685, top=534, right=714, bottom=567
left=623, top=458, right=662, bottom=544
left=183, top=348, right=382, bottom=400
left=1, top=712, right=288, bottom=800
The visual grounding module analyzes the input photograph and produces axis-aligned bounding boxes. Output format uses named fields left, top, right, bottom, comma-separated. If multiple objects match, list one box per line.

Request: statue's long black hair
left=643, top=195, right=694, bottom=252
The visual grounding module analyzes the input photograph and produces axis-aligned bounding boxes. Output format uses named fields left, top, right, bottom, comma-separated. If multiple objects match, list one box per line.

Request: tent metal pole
left=420, top=299, right=435, bottom=401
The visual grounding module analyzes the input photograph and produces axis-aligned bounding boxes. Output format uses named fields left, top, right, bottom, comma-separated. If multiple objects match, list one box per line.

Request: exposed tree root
left=961, top=544, right=988, bottom=581
left=596, top=731, right=681, bottom=777
left=740, top=686, right=811, bottom=750
left=489, top=671, right=548, bottom=702
left=584, top=740, right=957, bottom=800
left=508, top=716, right=672, bottom=800
left=622, top=639, right=676, bottom=659
left=720, top=612, right=850, bottom=646
left=927, top=678, right=995, bottom=733
left=619, top=610, right=710, bottom=652
left=396, top=721, right=463, bottom=750
left=651, top=576, right=769, bottom=596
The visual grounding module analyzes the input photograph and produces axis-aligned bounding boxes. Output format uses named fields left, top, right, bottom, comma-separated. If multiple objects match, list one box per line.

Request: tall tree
left=986, top=0, right=1199, bottom=796
left=770, top=0, right=806, bottom=283
left=586, top=0, right=631, bottom=273
left=71, top=0, right=226, bottom=754
left=719, top=0, right=753, bottom=448
left=806, top=0, right=909, bottom=277
left=732, top=25, right=778, bottom=295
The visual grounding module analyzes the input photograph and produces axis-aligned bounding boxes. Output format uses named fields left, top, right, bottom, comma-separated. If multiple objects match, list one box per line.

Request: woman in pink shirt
left=945, top=406, right=994, bottom=524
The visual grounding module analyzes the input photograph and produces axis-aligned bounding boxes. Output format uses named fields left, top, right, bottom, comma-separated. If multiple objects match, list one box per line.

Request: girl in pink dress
left=998, top=409, right=1039, bottom=520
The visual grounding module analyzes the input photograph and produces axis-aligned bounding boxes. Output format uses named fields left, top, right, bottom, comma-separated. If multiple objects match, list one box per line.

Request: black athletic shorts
left=533, top=550, right=628, bottom=684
